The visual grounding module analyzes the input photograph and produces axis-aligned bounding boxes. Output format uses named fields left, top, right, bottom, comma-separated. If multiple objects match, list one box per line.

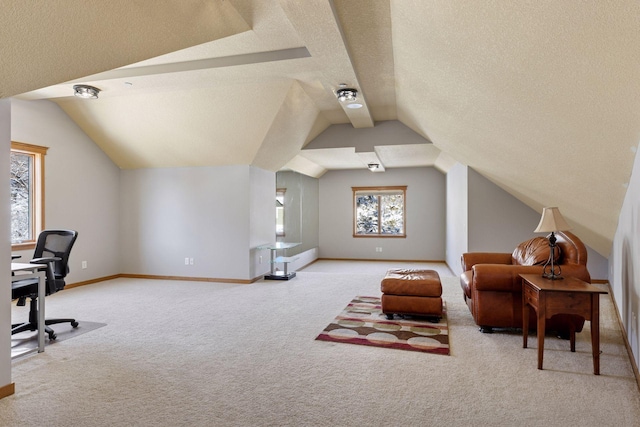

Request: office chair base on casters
left=11, top=298, right=79, bottom=341
left=11, top=320, right=78, bottom=341
left=11, top=322, right=58, bottom=340
left=44, top=318, right=79, bottom=340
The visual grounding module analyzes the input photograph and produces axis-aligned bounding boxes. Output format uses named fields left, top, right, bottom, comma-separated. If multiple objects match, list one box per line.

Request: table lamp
left=534, top=207, right=571, bottom=280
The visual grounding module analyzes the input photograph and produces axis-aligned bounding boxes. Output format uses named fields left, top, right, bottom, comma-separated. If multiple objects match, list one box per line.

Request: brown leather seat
left=460, top=231, right=590, bottom=334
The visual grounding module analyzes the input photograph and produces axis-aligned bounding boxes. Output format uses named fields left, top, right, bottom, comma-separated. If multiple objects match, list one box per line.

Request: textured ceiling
left=4, top=0, right=640, bottom=257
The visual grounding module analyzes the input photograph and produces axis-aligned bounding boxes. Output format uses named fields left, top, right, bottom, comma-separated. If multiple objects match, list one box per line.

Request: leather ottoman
left=381, top=269, right=443, bottom=321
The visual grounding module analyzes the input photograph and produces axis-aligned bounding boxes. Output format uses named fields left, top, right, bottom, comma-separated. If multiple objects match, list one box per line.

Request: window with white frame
left=352, top=186, right=406, bottom=237
left=11, top=142, right=47, bottom=250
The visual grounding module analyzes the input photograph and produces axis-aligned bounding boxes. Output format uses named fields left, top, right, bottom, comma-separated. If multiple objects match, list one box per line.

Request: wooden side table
left=520, top=274, right=607, bottom=375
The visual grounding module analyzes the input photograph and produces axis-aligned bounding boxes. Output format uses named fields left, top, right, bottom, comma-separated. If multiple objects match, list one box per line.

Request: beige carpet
left=1, top=260, right=639, bottom=426
left=11, top=320, right=107, bottom=359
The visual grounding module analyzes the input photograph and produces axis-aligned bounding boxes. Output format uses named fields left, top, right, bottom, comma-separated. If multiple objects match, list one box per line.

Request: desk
left=258, top=242, right=301, bottom=280
left=11, top=263, right=47, bottom=353
left=520, top=274, right=606, bottom=374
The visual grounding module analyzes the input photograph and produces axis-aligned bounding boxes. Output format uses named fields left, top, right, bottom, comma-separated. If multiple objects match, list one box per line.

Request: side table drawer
left=524, top=285, right=538, bottom=306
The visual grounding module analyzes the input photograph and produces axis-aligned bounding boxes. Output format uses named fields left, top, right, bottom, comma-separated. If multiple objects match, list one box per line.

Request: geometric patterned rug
left=315, top=296, right=450, bottom=355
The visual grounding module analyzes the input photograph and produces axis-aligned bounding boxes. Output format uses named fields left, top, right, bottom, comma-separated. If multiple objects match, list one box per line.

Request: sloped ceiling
left=5, top=0, right=640, bottom=257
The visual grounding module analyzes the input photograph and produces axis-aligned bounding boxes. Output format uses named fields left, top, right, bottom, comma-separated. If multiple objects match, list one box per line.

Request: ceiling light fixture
left=73, top=84, right=101, bottom=99
left=367, top=163, right=380, bottom=171
left=336, top=88, right=357, bottom=102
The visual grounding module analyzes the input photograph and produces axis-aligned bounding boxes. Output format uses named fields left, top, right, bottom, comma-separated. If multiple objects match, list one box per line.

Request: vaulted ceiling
left=3, top=1, right=640, bottom=257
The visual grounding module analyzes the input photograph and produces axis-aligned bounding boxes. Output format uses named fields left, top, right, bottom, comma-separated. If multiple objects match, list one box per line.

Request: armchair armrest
left=471, top=264, right=591, bottom=293
left=472, top=264, right=544, bottom=292
left=555, top=264, right=591, bottom=283
left=461, top=252, right=512, bottom=272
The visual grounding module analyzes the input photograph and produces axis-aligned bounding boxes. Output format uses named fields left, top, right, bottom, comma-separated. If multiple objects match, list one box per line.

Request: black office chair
left=11, top=229, right=78, bottom=340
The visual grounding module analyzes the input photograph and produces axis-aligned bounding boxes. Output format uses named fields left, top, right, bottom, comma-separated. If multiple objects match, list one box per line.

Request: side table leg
left=523, top=291, right=529, bottom=348
left=537, top=294, right=546, bottom=370
left=592, top=295, right=601, bottom=375
left=269, top=249, right=276, bottom=275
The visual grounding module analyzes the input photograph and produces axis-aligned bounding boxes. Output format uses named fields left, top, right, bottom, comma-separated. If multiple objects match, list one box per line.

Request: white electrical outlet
left=81, top=261, right=87, bottom=269
left=189, top=258, right=194, bottom=265
left=184, top=257, right=189, bottom=265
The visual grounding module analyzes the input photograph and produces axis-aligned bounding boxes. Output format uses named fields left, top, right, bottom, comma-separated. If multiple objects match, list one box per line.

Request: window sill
left=12, top=242, right=35, bottom=251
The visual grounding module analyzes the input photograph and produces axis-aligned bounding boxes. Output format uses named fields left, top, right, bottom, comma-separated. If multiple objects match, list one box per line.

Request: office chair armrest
left=30, top=256, right=62, bottom=265
left=29, top=257, right=62, bottom=295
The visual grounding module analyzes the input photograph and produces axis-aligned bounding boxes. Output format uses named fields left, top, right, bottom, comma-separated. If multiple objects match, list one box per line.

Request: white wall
left=611, top=145, right=640, bottom=371
left=319, top=167, right=446, bottom=260
left=120, top=165, right=274, bottom=281
left=10, top=99, right=120, bottom=283
left=1, top=99, right=12, bottom=390
left=446, top=163, right=468, bottom=273
left=250, top=166, right=276, bottom=279
left=468, top=168, right=543, bottom=252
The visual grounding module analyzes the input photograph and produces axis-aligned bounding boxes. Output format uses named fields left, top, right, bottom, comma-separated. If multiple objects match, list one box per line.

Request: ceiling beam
left=68, top=48, right=312, bottom=84
left=278, top=0, right=374, bottom=128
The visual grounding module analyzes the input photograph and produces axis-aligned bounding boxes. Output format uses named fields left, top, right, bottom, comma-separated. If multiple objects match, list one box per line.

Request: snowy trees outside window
left=10, top=142, right=47, bottom=247
left=11, top=151, right=32, bottom=243
left=353, top=186, right=406, bottom=237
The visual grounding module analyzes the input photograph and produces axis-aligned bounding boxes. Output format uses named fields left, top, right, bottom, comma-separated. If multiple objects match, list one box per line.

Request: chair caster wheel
left=48, top=332, right=57, bottom=340
left=385, top=314, right=394, bottom=320
left=71, top=321, right=79, bottom=328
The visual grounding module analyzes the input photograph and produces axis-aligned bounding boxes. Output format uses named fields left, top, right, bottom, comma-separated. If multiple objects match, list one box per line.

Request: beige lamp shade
left=534, top=207, right=572, bottom=233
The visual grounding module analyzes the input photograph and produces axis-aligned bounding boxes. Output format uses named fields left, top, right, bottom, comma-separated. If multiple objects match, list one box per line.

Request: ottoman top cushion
left=381, top=269, right=442, bottom=297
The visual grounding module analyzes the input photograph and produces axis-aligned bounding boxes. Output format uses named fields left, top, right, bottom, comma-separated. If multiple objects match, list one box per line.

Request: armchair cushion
left=512, top=237, right=559, bottom=266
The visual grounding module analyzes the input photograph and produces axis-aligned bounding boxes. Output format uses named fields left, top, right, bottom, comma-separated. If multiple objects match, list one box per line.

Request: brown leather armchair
left=460, top=231, right=590, bottom=334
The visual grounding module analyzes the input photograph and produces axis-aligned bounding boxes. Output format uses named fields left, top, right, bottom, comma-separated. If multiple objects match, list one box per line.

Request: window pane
left=380, top=194, right=404, bottom=234
left=276, top=190, right=285, bottom=236
left=276, top=206, right=284, bottom=235
left=11, top=152, right=33, bottom=243
left=356, top=195, right=378, bottom=234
